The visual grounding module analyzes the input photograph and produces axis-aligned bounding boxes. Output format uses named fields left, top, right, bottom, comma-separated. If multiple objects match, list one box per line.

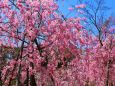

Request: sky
left=56, top=0, right=115, bottom=35
left=57, top=0, right=115, bottom=18
left=105, top=0, right=115, bottom=15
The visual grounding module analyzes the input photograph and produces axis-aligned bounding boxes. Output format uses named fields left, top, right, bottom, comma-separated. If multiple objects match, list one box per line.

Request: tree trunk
left=106, top=60, right=111, bottom=86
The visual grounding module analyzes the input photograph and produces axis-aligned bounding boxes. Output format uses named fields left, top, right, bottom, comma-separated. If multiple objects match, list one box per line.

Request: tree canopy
left=0, top=0, right=115, bottom=86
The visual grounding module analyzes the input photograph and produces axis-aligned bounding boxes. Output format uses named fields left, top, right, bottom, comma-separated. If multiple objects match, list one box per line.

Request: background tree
left=77, top=0, right=115, bottom=85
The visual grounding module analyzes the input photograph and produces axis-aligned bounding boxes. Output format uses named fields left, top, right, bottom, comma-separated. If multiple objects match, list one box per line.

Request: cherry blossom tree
left=0, top=0, right=115, bottom=86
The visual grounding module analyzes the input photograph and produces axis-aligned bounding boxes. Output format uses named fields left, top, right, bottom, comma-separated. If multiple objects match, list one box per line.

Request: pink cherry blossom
left=75, top=4, right=86, bottom=9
